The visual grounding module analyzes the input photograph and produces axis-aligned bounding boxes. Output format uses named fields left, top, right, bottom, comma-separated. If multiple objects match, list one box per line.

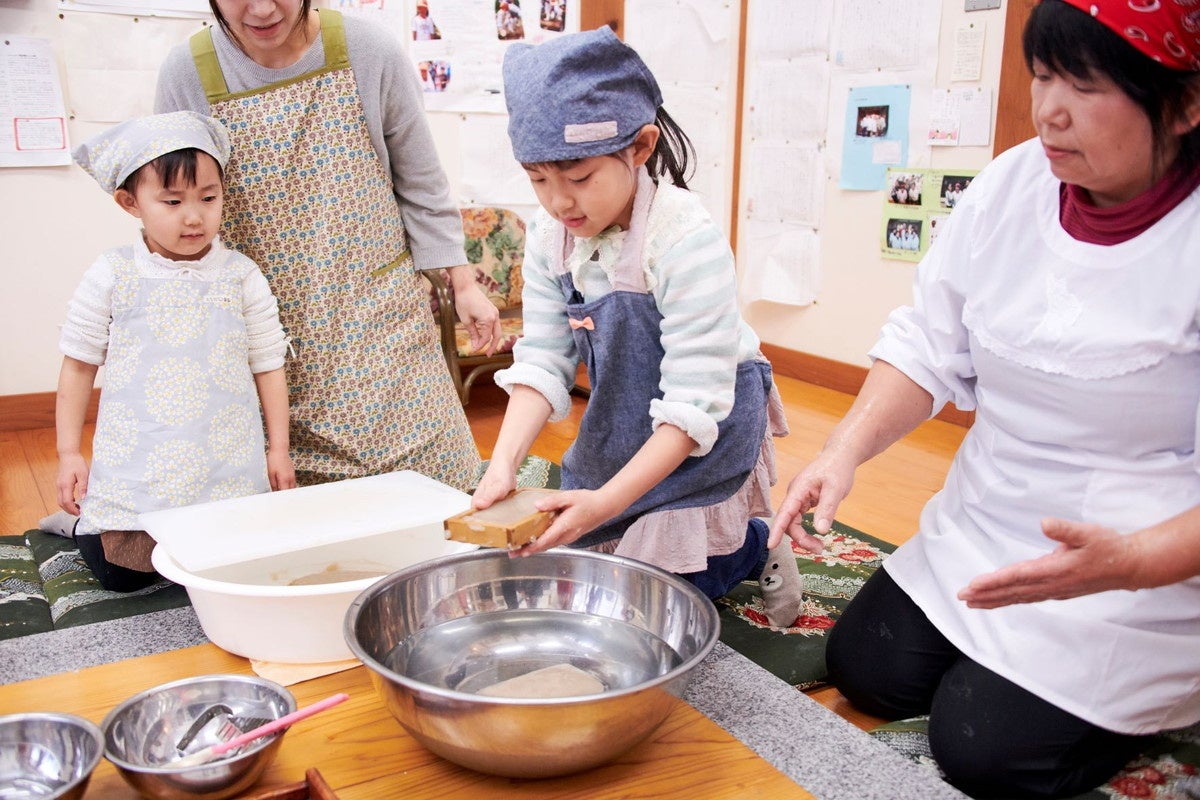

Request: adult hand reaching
left=767, top=451, right=851, bottom=554
left=958, top=518, right=1134, bottom=608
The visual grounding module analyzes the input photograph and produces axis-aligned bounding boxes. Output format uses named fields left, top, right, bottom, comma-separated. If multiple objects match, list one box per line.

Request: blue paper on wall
left=840, top=84, right=912, bottom=191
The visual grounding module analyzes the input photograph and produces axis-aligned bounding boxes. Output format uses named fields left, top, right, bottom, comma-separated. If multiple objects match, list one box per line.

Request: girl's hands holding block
left=511, top=488, right=622, bottom=556
left=474, top=463, right=518, bottom=511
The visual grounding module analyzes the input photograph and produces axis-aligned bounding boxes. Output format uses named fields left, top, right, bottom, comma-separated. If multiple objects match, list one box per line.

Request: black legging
left=75, top=532, right=160, bottom=593
left=827, top=568, right=1147, bottom=799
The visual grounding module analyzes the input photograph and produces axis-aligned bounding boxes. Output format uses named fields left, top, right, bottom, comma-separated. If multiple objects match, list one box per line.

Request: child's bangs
left=522, top=157, right=587, bottom=172
left=153, top=149, right=202, bottom=189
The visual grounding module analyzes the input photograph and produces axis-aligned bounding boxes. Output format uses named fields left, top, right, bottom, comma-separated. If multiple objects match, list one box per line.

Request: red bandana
left=1056, top=0, right=1200, bottom=71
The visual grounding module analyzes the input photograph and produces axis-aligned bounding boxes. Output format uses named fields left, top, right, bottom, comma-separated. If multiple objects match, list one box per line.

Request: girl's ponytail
left=649, top=107, right=696, bottom=190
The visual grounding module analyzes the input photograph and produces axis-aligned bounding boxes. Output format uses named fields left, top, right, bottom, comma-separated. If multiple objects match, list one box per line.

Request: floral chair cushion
left=457, top=207, right=526, bottom=310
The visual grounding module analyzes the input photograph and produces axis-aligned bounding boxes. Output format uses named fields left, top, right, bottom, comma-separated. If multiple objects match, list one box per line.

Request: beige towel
left=249, top=658, right=361, bottom=686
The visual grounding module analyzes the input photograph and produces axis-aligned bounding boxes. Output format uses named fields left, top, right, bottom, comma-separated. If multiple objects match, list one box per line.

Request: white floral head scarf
left=73, top=111, right=231, bottom=193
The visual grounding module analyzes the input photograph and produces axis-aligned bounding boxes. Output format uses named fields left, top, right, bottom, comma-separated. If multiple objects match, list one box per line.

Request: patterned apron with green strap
left=189, top=9, right=479, bottom=490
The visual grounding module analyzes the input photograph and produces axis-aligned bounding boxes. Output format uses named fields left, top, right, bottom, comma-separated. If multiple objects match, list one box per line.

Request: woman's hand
left=769, top=360, right=933, bottom=554
left=510, top=488, right=621, bottom=556
left=768, top=450, right=855, bottom=554
left=450, top=279, right=502, bottom=355
left=56, top=453, right=89, bottom=514
left=958, top=518, right=1134, bottom=608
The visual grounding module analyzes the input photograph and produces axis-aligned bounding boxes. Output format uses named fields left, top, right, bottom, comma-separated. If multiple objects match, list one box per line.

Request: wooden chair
left=423, top=207, right=526, bottom=406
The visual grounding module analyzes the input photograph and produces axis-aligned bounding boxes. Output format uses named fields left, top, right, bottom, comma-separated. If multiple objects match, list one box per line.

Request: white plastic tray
left=139, top=470, right=471, bottom=573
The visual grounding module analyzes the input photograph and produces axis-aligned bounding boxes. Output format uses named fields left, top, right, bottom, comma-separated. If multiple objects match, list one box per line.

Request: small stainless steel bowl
left=0, top=712, right=103, bottom=800
left=345, top=548, right=719, bottom=778
left=100, top=674, right=296, bottom=800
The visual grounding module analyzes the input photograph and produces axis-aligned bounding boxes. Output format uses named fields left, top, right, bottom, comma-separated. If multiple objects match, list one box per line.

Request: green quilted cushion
left=716, top=519, right=895, bottom=689
left=0, top=534, right=53, bottom=640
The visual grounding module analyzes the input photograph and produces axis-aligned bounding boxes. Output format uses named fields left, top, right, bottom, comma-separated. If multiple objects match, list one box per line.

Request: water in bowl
left=388, top=609, right=682, bottom=695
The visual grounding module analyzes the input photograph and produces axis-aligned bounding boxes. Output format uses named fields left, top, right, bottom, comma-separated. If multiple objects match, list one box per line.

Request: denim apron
left=557, top=178, right=771, bottom=549
left=78, top=243, right=269, bottom=537
left=188, top=9, right=478, bottom=490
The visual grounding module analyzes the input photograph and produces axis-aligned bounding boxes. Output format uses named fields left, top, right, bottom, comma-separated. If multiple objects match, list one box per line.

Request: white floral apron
left=189, top=9, right=478, bottom=490
left=78, top=244, right=269, bottom=538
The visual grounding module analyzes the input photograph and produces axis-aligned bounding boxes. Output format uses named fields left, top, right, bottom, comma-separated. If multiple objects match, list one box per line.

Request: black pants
left=827, top=568, right=1147, bottom=799
left=75, top=532, right=159, bottom=593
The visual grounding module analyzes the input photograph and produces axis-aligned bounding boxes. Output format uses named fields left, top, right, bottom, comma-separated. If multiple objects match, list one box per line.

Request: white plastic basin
left=152, top=525, right=476, bottom=663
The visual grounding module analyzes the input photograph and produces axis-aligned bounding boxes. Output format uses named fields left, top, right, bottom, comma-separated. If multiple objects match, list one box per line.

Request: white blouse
left=60, top=236, right=287, bottom=374
left=873, top=139, right=1200, bottom=735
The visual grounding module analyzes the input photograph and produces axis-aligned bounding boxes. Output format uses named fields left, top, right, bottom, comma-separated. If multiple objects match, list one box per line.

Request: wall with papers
left=735, top=0, right=1008, bottom=371
left=0, top=0, right=589, bottom=395
left=0, top=0, right=1010, bottom=395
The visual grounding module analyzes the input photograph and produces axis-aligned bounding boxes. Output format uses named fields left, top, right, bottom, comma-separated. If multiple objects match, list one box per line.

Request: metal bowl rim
left=99, top=673, right=296, bottom=774
left=343, top=547, right=720, bottom=706
left=0, top=711, right=104, bottom=794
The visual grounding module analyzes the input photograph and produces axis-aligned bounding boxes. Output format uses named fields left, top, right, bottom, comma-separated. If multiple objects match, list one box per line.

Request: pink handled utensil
left=173, top=693, right=350, bottom=768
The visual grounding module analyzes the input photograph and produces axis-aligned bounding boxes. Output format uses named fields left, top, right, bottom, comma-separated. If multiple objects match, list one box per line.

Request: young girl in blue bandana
left=473, top=28, right=817, bottom=627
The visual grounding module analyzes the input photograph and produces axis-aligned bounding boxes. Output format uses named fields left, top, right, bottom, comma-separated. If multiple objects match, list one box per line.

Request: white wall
left=743, top=3, right=1009, bottom=367
left=1, top=1, right=203, bottom=396
left=0, top=0, right=1011, bottom=396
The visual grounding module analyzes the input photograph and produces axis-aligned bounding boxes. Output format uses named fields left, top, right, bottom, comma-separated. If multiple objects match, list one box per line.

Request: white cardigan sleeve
left=59, top=254, right=116, bottom=366
left=241, top=266, right=288, bottom=374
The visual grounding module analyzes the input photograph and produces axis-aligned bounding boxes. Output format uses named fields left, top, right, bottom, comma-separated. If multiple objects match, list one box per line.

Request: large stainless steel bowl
left=0, top=712, right=103, bottom=800
left=100, top=674, right=296, bottom=800
left=344, top=548, right=719, bottom=778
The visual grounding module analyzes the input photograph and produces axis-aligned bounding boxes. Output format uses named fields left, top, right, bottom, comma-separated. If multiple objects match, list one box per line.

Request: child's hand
left=473, top=463, right=516, bottom=510
left=512, top=488, right=620, bottom=556
left=267, top=448, right=296, bottom=491
left=56, top=454, right=89, bottom=515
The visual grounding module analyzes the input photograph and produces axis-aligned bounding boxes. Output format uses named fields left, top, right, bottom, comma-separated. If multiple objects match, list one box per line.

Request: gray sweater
left=155, top=14, right=466, bottom=271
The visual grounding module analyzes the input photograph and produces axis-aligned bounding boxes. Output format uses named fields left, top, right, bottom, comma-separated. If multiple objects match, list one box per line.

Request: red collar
left=1059, top=162, right=1200, bottom=245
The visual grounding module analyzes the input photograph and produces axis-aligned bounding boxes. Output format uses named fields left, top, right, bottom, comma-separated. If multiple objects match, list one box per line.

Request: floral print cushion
left=870, top=715, right=1200, bottom=800
left=716, top=519, right=895, bottom=689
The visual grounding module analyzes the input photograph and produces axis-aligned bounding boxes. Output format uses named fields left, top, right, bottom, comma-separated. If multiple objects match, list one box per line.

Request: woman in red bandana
left=771, top=1, right=1200, bottom=797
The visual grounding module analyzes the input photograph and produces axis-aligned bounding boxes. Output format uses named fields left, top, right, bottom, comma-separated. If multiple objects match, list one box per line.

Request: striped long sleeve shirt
left=495, top=183, right=762, bottom=457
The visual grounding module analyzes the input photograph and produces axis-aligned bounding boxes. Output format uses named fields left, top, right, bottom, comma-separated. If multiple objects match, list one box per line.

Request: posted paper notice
left=0, top=36, right=71, bottom=167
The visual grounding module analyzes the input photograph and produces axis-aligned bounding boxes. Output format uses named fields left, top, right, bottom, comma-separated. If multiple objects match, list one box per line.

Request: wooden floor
left=0, top=374, right=966, bottom=732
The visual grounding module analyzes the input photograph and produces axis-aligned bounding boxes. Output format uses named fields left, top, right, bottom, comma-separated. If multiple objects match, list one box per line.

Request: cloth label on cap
left=564, top=121, right=619, bottom=143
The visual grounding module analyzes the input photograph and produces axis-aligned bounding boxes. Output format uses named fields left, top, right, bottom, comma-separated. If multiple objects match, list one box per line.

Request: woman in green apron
left=155, top=0, right=498, bottom=491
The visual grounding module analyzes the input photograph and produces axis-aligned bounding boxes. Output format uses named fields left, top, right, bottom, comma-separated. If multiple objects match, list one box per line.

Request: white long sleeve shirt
left=875, top=138, right=1200, bottom=734
left=61, top=236, right=287, bottom=373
